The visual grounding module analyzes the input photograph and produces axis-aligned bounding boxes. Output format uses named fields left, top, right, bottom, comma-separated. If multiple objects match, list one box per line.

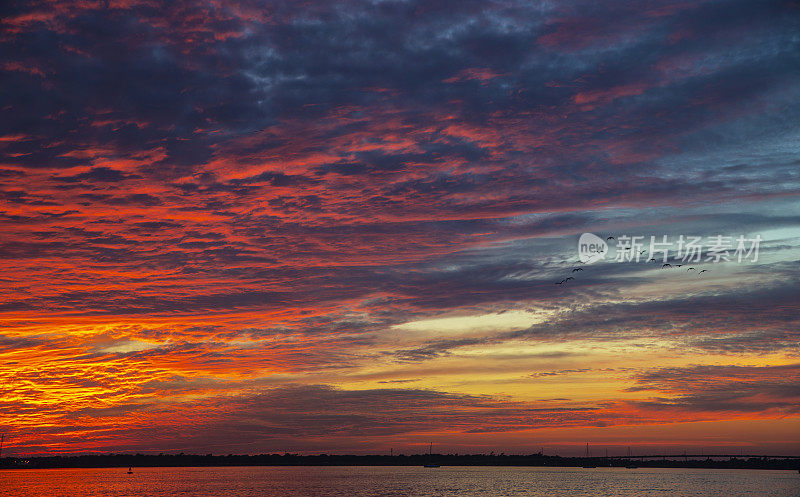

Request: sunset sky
left=1, top=0, right=799, bottom=457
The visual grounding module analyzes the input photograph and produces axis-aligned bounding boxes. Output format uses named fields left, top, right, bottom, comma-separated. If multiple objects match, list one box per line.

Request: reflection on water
left=0, top=466, right=798, bottom=497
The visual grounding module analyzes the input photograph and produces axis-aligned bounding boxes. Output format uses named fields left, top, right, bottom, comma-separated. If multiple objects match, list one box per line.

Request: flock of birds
left=554, top=267, right=582, bottom=285
left=555, top=235, right=709, bottom=285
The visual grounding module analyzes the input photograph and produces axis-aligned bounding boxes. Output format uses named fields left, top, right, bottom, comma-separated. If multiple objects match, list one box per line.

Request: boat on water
left=581, top=442, right=596, bottom=467
left=127, top=467, right=133, bottom=474
left=424, top=442, right=440, bottom=468
left=625, top=446, right=636, bottom=468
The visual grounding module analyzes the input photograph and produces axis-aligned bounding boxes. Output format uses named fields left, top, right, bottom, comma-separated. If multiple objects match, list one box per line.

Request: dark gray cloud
left=17, top=384, right=610, bottom=453
left=629, top=363, right=800, bottom=414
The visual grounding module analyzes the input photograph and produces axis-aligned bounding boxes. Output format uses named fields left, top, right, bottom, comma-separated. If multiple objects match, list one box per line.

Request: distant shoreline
left=2, top=454, right=799, bottom=470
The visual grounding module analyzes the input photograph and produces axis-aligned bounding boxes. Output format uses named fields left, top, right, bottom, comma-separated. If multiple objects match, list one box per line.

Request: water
left=1, top=466, right=798, bottom=497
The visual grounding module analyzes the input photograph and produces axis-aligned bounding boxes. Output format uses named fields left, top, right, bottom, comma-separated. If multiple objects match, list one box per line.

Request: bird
left=555, top=280, right=565, bottom=284
left=675, top=264, right=683, bottom=268
left=648, top=258, right=656, bottom=262
left=687, top=267, right=695, bottom=271
left=662, top=263, right=671, bottom=268
left=698, top=269, right=708, bottom=274
left=606, top=236, right=615, bottom=240
left=565, top=277, right=574, bottom=281
left=572, top=268, right=583, bottom=272
left=640, top=250, right=647, bottom=254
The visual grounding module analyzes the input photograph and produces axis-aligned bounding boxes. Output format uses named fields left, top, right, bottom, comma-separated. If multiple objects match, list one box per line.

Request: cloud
left=54, top=167, right=139, bottom=183
left=5, top=383, right=621, bottom=453
left=629, top=364, right=800, bottom=415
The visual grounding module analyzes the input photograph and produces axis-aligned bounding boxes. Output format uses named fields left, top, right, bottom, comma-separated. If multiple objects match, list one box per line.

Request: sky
left=1, top=0, right=799, bottom=457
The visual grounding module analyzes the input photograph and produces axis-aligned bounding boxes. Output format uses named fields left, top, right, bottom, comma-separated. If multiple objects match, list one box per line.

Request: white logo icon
left=578, top=233, right=607, bottom=264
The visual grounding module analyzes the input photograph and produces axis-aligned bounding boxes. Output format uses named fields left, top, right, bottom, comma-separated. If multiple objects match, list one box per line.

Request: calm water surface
left=1, top=466, right=798, bottom=497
